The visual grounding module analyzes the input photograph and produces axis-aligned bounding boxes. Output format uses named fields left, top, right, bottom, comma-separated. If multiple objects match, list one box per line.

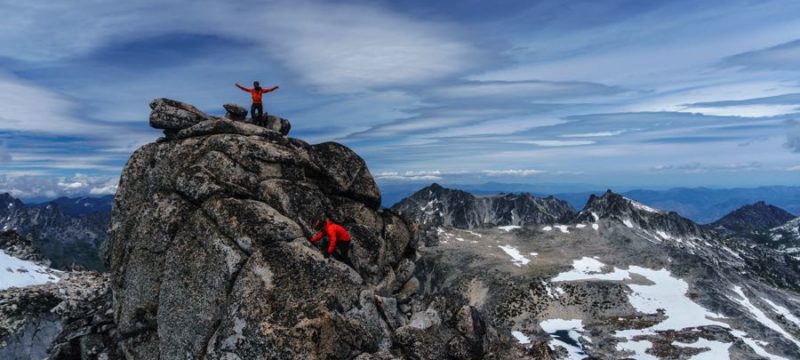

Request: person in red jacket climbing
left=235, top=81, right=278, bottom=122
left=309, top=217, right=353, bottom=266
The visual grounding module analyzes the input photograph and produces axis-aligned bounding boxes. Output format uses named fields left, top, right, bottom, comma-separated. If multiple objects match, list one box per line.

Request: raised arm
left=235, top=83, right=251, bottom=92
left=262, top=85, right=279, bottom=93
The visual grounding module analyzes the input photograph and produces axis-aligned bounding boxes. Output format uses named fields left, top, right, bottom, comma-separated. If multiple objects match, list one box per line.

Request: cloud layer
left=1, top=0, right=799, bottom=198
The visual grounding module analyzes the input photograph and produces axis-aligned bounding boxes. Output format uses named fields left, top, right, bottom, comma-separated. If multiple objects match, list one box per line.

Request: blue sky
left=1, top=0, right=799, bottom=199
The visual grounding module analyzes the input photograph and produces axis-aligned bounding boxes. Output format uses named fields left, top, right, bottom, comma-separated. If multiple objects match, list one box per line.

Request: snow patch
left=617, top=339, right=659, bottom=360
left=623, top=219, right=634, bottom=228
left=498, top=245, right=530, bottom=267
left=542, top=226, right=553, bottom=231
left=552, top=257, right=629, bottom=282
left=763, top=298, right=800, bottom=329
left=575, top=224, right=586, bottom=229
left=0, top=250, right=59, bottom=290
left=730, top=286, right=800, bottom=349
left=498, top=225, right=521, bottom=232
left=626, top=198, right=662, bottom=214
left=674, top=339, right=732, bottom=360
left=539, top=319, right=586, bottom=359
left=554, top=225, right=569, bottom=233
left=511, top=331, right=531, bottom=345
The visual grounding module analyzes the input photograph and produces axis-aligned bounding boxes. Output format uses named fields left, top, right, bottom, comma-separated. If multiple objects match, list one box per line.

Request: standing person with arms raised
left=235, top=81, right=278, bottom=122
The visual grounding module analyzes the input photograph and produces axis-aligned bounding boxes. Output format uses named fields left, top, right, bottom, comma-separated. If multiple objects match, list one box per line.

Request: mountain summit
left=708, top=201, right=796, bottom=236
left=576, top=190, right=707, bottom=239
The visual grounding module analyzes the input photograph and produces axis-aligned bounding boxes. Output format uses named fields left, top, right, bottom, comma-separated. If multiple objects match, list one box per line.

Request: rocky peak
left=0, top=193, right=25, bottom=219
left=149, top=98, right=291, bottom=140
left=0, top=230, right=44, bottom=263
left=708, top=201, right=795, bottom=236
left=577, top=190, right=706, bottom=239
left=99, top=99, right=507, bottom=359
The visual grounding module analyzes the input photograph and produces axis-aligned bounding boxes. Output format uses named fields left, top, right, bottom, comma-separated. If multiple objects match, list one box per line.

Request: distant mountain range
left=380, top=182, right=800, bottom=224
left=0, top=193, right=113, bottom=270
left=391, top=183, right=575, bottom=228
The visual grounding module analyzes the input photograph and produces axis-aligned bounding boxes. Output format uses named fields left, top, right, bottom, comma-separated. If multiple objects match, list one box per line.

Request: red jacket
left=310, top=219, right=351, bottom=255
left=236, top=84, right=278, bottom=104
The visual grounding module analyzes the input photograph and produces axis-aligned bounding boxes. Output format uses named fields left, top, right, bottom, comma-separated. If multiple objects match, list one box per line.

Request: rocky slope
left=0, top=228, right=111, bottom=360
left=399, top=187, right=800, bottom=358
left=708, top=201, right=796, bottom=237
left=391, top=183, right=575, bottom=229
left=0, top=193, right=110, bottom=270
left=757, top=217, right=800, bottom=256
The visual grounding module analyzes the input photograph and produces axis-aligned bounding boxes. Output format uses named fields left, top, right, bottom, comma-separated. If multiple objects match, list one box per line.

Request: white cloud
left=57, top=181, right=86, bottom=190
left=0, top=174, right=118, bottom=200
left=560, top=130, right=626, bottom=138
left=259, top=2, right=481, bottom=92
left=482, top=169, right=545, bottom=176
left=89, top=180, right=119, bottom=195
left=510, top=140, right=595, bottom=147
left=0, top=1, right=480, bottom=94
left=375, top=171, right=443, bottom=181
left=430, top=80, right=622, bottom=100
left=651, top=162, right=762, bottom=173
left=0, top=74, right=103, bottom=135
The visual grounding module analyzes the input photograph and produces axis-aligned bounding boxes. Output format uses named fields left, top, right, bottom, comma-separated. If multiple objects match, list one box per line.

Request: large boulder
left=257, top=114, right=292, bottom=136
left=223, top=103, right=248, bottom=121
left=106, top=99, right=417, bottom=359
left=149, top=98, right=211, bottom=130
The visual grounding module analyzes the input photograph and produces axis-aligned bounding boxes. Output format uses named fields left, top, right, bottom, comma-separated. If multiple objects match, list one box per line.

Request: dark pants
left=251, top=103, right=263, bottom=121
left=319, top=238, right=353, bottom=266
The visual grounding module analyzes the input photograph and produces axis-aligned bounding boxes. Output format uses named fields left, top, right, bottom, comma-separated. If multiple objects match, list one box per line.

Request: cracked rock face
left=106, top=99, right=427, bottom=359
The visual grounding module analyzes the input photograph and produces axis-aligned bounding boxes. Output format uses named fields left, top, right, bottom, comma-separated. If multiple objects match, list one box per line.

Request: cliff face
left=104, top=99, right=509, bottom=359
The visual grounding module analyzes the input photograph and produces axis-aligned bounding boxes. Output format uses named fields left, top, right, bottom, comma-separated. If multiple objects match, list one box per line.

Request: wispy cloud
left=375, top=171, right=444, bottom=181
left=2, top=0, right=800, bottom=196
left=722, top=39, right=800, bottom=71
left=481, top=169, right=545, bottom=176
left=785, top=120, right=800, bottom=153
left=651, top=162, right=762, bottom=173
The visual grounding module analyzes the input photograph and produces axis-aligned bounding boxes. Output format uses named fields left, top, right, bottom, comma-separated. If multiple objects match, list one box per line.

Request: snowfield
left=550, top=257, right=795, bottom=359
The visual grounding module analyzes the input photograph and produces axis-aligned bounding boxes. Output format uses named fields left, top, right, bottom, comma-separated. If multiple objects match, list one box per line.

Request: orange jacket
left=236, top=84, right=278, bottom=104
left=310, top=219, right=352, bottom=255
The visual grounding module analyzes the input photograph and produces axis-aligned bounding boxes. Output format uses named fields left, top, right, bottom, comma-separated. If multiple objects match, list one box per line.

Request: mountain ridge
left=391, top=183, right=575, bottom=229
left=0, top=192, right=110, bottom=270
